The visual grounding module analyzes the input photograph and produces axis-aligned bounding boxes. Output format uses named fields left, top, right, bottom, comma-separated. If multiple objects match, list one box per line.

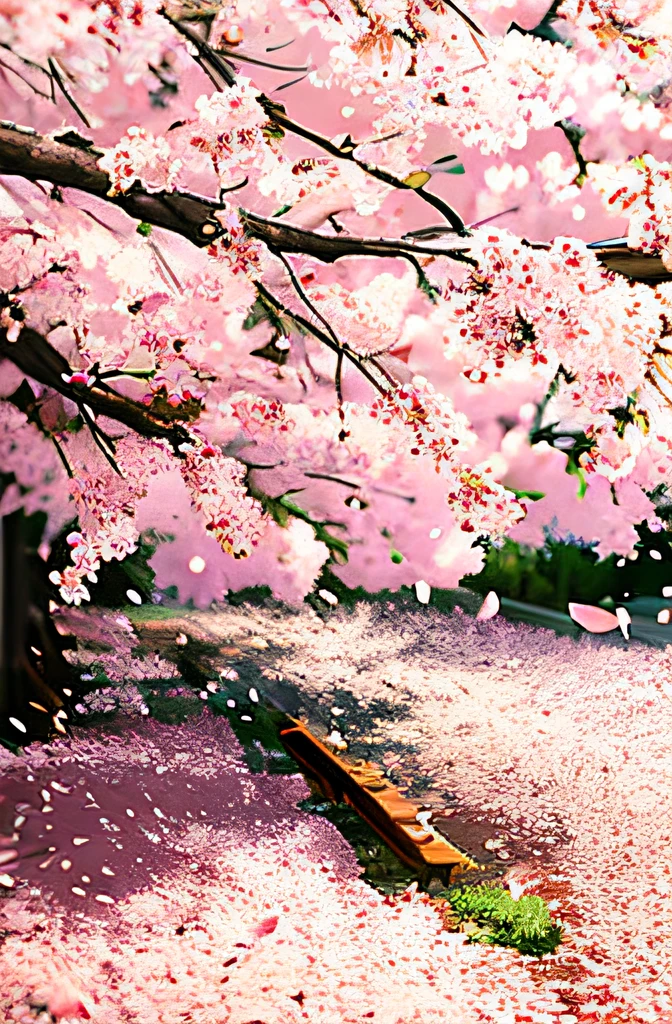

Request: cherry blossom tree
left=1, top=0, right=672, bottom=616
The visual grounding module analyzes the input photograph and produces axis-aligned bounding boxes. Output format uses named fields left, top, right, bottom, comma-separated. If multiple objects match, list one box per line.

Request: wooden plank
left=279, top=723, right=479, bottom=880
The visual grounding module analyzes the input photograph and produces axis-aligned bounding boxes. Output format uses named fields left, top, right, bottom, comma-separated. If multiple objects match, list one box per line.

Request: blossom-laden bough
left=3, top=0, right=672, bottom=621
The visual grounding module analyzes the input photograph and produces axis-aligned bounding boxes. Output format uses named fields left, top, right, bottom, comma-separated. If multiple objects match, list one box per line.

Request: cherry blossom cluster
left=43, top=434, right=174, bottom=605
left=307, top=268, right=418, bottom=356
left=591, top=153, right=672, bottom=269
left=442, top=229, right=661, bottom=417
left=98, top=125, right=182, bottom=197
left=0, top=0, right=171, bottom=92
left=179, top=441, right=267, bottom=558
left=369, top=375, right=525, bottom=535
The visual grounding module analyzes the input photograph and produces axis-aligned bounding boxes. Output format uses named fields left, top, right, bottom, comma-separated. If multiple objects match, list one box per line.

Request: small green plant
left=441, top=883, right=562, bottom=957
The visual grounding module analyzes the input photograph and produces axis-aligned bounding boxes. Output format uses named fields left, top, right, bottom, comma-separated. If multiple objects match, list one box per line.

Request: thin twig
left=159, top=8, right=235, bottom=87
left=47, top=57, right=91, bottom=129
left=214, top=48, right=310, bottom=73
left=272, top=249, right=340, bottom=346
left=254, top=281, right=387, bottom=396
left=468, top=206, right=520, bottom=229
left=266, top=39, right=295, bottom=53
left=148, top=239, right=183, bottom=294
left=51, top=435, right=74, bottom=479
left=0, top=56, right=51, bottom=99
left=335, top=348, right=345, bottom=431
left=79, top=404, right=122, bottom=475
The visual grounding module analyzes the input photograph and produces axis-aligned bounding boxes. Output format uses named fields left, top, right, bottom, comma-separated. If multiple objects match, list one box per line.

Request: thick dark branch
left=241, top=210, right=478, bottom=267
left=0, top=328, right=192, bottom=448
left=0, top=125, right=669, bottom=284
left=0, top=125, right=476, bottom=269
left=0, top=126, right=226, bottom=248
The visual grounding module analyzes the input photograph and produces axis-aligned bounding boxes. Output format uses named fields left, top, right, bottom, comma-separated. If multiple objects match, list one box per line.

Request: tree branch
left=158, top=8, right=469, bottom=234
left=0, top=125, right=477, bottom=269
left=0, top=126, right=669, bottom=290
left=240, top=210, right=478, bottom=267
left=0, top=125, right=227, bottom=248
left=0, top=327, right=193, bottom=448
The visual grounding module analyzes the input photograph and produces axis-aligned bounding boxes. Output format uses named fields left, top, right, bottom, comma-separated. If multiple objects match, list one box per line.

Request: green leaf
left=390, top=548, right=404, bottom=564
left=136, top=222, right=152, bottom=237
left=444, top=162, right=465, bottom=175
left=242, top=294, right=296, bottom=337
left=566, top=458, right=587, bottom=499
left=507, top=488, right=545, bottom=501
left=271, top=203, right=293, bottom=218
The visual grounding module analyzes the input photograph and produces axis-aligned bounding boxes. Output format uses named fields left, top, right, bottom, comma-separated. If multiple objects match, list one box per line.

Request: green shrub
left=442, top=883, right=562, bottom=957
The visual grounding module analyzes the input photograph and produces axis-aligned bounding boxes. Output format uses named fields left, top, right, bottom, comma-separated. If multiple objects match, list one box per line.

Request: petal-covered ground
left=1, top=714, right=568, bottom=1024
left=127, top=598, right=672, bottom=1024
left=1, top=599, right=670, bottom=1023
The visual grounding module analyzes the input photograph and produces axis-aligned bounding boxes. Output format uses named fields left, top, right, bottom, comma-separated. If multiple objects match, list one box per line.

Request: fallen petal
left=476, top=591, right=499, bottom=621
left=568, top=603, right=619, bottom=634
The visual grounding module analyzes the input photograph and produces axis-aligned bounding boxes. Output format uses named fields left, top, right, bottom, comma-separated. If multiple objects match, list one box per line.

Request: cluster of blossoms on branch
left=2, top=0, right=672, bottom=607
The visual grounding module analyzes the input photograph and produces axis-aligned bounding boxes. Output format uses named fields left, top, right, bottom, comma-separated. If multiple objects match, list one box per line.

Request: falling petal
left=616, top=607, right=631, bottom=640
left=658, top=609, right=671, bottom=624
left=568, top=603, right=619, bottom=634
left=415, top=580, right=431, bottom=605
left=476, top=591, right=499, bottom=621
